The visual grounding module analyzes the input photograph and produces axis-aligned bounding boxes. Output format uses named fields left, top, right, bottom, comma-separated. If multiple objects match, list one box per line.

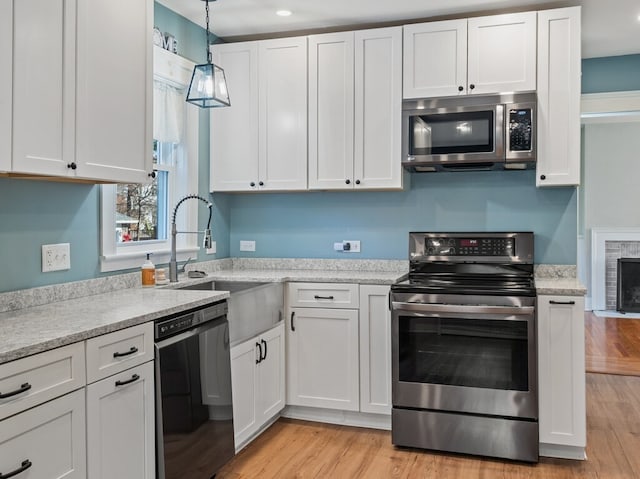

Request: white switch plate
left=240, top=240, right=256, bottom=252
left=206, top=241, right=216, bottom=255
left=42, top=243, right=71, bottom=272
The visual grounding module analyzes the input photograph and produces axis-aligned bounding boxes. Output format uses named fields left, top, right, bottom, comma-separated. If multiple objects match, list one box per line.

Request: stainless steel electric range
left=390, top=232, right=538, bottom=462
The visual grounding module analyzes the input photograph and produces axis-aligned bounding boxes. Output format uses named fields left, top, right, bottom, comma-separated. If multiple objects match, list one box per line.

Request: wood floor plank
left=585, top=312, right=640, bottom=376
left=218, top=373, right=640, bottom=479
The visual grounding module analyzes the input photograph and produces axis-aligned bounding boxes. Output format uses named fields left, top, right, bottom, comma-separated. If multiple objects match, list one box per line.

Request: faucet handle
left=178, top=257, right=192, bottom=273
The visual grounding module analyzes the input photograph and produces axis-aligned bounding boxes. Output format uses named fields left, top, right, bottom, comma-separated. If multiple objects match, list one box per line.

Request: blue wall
left=225, top=170, right=577, bottom=264
left=582, top=54, right=640, bottom=94
left=0, top=3, right=228, bottom=293
left=8, top=7, right=635, bottom=293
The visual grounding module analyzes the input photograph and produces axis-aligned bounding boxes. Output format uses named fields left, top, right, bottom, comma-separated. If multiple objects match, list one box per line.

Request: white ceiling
left=157, top=0, right=640, bottom=59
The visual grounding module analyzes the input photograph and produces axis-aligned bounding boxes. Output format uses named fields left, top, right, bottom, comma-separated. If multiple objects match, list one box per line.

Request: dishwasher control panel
left=155, top=300, right=228, bottom=340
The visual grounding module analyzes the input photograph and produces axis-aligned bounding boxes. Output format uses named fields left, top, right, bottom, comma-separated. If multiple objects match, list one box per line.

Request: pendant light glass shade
left=186, top=0, right=230, bottom=108
left=186, top=62, right=230, bottom=108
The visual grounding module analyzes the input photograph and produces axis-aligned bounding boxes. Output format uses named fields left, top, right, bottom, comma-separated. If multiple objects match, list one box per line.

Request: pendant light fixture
left=186, top=0, right=230, bottom=108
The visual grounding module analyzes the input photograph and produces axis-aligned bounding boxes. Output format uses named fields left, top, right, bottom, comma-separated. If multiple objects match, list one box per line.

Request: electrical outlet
left=206, top=241, right=216, bottom=255
left=343, top=240, right=361, bottom=253
left=240, top=240, right=256, bottom=252
left=42, top=243, right=71, bottom=272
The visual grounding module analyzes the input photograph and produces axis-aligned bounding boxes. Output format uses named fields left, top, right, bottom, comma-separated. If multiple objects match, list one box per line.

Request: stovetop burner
left=393, top=232, right=536, bottom=297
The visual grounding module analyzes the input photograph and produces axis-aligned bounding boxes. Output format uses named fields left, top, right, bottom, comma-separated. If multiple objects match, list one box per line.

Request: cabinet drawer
left=0, top=388, right=86, bottom=479
left=0, top=342, right=85, bottom=421
left=287, top=283, right=359, bottom=309
left=86, top=323, right=153, bottom=384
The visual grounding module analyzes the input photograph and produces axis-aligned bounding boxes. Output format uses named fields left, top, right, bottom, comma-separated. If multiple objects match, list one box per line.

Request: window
left=100, top=48, right=199, bottom=272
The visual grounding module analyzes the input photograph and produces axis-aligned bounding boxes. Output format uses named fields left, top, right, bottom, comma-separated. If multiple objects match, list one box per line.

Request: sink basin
left=177, top=280, right=284, bottom=345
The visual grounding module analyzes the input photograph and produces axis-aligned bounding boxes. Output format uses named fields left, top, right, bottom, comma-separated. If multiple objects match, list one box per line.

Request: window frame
left=100, top=47, right=200, bottom=272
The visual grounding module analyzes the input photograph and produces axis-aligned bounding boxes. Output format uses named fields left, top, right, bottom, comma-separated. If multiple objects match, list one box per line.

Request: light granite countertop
left=0, top=288, right=229, bottom=365
left=0, top=258, right=585, bottom=366
left=533, top=278, right=587, bottom=296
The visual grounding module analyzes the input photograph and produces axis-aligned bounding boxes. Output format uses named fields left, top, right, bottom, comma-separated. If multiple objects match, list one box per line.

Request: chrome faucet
left=169, top=195, right=213, bottom=282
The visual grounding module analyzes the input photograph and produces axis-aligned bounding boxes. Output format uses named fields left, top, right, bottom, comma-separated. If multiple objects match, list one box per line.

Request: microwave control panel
left=508, top=108, right=533, bottom=152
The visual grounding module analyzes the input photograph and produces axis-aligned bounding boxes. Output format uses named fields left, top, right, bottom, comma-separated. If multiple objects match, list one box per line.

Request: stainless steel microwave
left=402, top=93, right=536, bottom=172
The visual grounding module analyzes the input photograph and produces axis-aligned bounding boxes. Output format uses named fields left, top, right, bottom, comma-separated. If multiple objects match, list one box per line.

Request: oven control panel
left=425, top=237, right=515, bottom=256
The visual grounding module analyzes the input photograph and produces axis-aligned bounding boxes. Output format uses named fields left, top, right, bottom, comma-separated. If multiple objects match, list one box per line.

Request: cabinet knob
left=345, top=179, right=351, bottom=185
left=540, top=175, right=546, bottom=180
left=148, top=170, right=156, bottom=179
left=67, top=162, right=77, bottom=170
left=469, top=84, right=475, bottom=90
left=250, top=182, right=256, bottom=187
left=259, top=181, right=264, bottom=186
left=458, top=86, right=464, bottom=92
left=355, top=179, right=361, bottom=185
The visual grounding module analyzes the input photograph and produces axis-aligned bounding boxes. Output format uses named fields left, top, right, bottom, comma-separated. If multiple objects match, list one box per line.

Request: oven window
left=398, top=316, right=529, bottom=391
left=409, top=110, right=494, bottom=155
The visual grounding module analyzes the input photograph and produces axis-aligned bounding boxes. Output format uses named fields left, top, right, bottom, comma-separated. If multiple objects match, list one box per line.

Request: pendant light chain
left=205, top=0, right=212, bottom=64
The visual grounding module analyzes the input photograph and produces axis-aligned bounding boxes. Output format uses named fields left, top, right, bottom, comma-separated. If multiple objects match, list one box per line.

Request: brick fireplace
left=591, top=228, right=640, bottom=311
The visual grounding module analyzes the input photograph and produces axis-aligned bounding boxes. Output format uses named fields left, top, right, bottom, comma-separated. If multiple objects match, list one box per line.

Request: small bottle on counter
left=155, top=268, right=169, bottom=285
left=141, top=253, right=155, bottom=287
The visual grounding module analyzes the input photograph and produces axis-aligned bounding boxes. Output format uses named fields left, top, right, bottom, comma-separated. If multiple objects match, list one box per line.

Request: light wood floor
left=585, top=312, right=640, bottom=376
left=218, top=313, right=640, bottom=479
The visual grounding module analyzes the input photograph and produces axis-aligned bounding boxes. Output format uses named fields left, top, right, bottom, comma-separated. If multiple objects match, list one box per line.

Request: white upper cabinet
left=308, top=32, right=355, bottom=190
left=403, top=12, right=536, bottom=98
left=309, top=27, right=403, bottom=190
left=210, top=42, right=259, bottom=191
left=0, top=0, right=12, bottom=172
left=354, top=27, right=403, bottom=190
left=75, top=0, right=153, bottom=183
left=11, top=0, right=76, bottom=177
left=211, top=37, right=307, bottom=192
left=403, top=19, right=467, bottom=98
left=536, top=7, right=581, bottom=187
left=467, top=12, right=537, bottom=95
left=258, top=38, right=308, bottom=191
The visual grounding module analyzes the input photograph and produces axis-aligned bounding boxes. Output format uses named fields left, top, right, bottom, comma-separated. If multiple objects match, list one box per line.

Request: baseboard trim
left=282, top=405, right=391, bottom=430
left=540, top=443, right=586, bottom=460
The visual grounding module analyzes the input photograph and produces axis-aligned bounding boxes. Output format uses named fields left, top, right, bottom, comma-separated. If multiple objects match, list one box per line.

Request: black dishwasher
left=155, top=300, right=234, bottom=479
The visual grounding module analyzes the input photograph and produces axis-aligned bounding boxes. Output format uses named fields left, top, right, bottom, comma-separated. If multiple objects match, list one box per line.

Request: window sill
left=100, top=247, right=200, bottom=273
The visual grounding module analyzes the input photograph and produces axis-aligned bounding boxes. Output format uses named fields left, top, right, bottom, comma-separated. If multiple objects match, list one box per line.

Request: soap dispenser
left=141, top=253, right=155, bottom=287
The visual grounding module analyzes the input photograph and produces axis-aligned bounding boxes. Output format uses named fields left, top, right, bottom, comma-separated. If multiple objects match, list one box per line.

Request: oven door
left=391, top=294, right=537, bottom=419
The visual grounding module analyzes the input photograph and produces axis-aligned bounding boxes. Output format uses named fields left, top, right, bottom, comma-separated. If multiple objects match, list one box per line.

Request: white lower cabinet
left=0, top=388, right=86, bottom=478
left=86, top=361, right=155, bottom=479
left=286, top=306, right=360, bottom=411
left=231, top=322, right=285, bottom=449
left=537, top=295, right=586, bottom=459
left=359, top=285, right=392, bottom=415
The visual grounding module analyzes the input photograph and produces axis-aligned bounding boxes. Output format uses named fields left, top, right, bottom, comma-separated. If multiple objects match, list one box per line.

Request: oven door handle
left=391, top=301, right=534, bottom=317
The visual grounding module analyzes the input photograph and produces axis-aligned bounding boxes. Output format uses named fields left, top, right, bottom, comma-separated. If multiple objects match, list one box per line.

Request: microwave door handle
left=391, top=301, right=534, bottom=318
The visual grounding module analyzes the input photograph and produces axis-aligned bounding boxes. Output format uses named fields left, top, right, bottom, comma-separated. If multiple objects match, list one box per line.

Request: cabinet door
left=230, top=337, right=259, bottom=447
left=402, top=20, right=467, bottom=98
left=257, top=322, right=285, bottom=424
left=0, top=0, right=12, bottom=172
left=359, top=285, right=392, bottom=415
left=0, top=389, right=86, bottom=479
left=467, top=12, right=537, bottom=95
left=76, top=0, right=153, bottom=182
left=259, top=38, right=308, bottom=191
left=11, top=0, right=76, bottom=177
left=86, top=361, right=155, bottom=479
left=287, top=307, right=359, bottom=411
left=354, top=27, right=403, bottom=190
left=308, top=32, right=355, bottom=190
left=536, top=7, right=581, bottom=187
left=537, top=296, right=586, bottom=449
left=211, top=42, right=260, bottom=192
